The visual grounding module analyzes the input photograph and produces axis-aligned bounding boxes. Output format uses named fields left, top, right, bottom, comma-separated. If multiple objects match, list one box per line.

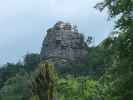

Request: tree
left=95, top=0, right=133, bottom=32
left=57, top=76, right=98, bottom=100
left=0, top=63, right=24, bottom=89
left=95, top=0, right=133, bottom=99
left=0, top=53, right=40, bottom=90
left=30, top=61, right=57, bottom=100
left=24, top=53, right=41, bottom=71
left=0, top=74, right=31, bottom=100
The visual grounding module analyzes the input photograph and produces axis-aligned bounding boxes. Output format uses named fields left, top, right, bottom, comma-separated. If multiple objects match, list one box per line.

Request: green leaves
left=30, top=61, right=57, bottom=100
left=0, top=74, right=31, bottom=100
left=57, top=77, right=98, bottom=100
left=95, top=0, right=133, bottom=99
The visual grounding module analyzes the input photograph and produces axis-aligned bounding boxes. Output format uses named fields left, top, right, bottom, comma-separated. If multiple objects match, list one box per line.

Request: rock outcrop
left=40, top=21, right=88, bottom=67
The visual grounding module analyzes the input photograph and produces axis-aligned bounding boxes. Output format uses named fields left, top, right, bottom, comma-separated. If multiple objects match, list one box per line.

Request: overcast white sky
left=0, top=0, right=114, bottom=65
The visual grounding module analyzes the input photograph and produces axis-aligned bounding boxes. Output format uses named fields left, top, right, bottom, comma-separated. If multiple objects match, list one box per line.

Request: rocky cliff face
left=40, top=21, right=88, bottom=67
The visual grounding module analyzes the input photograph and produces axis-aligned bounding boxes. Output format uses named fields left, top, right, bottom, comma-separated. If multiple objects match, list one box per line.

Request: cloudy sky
left=0, top=0, right=114, bottom=65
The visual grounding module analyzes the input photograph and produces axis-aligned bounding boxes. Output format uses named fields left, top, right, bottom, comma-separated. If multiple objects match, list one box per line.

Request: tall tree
left=95, top=0, right=133, bottom=99
left=31, top=61, right=57, bottom=100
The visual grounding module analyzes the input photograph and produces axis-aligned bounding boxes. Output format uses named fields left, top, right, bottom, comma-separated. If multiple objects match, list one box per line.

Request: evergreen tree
left=31, top=61, right=57, bottom=100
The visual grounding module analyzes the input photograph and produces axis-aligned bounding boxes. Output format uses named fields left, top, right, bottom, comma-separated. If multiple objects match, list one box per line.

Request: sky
left=0, top=0, right=114, bottom=65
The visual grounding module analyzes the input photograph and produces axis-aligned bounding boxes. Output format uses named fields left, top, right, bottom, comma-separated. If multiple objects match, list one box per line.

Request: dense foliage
left=94, top=0, right=133, bottom=99
left=0, top=53, right=40, bottom=90
left=30, top=62, right=57, bottom=100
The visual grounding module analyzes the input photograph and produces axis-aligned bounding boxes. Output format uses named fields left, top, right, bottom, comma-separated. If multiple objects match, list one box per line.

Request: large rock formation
left=40, top=21, right=88, bottom=67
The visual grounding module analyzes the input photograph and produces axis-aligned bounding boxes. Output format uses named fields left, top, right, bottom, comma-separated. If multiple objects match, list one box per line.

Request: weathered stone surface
left=40, top=21, right=88, bottom=66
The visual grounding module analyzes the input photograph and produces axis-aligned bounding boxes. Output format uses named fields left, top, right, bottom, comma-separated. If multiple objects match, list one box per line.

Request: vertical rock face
left=40, top=21, right=88, bottom=66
